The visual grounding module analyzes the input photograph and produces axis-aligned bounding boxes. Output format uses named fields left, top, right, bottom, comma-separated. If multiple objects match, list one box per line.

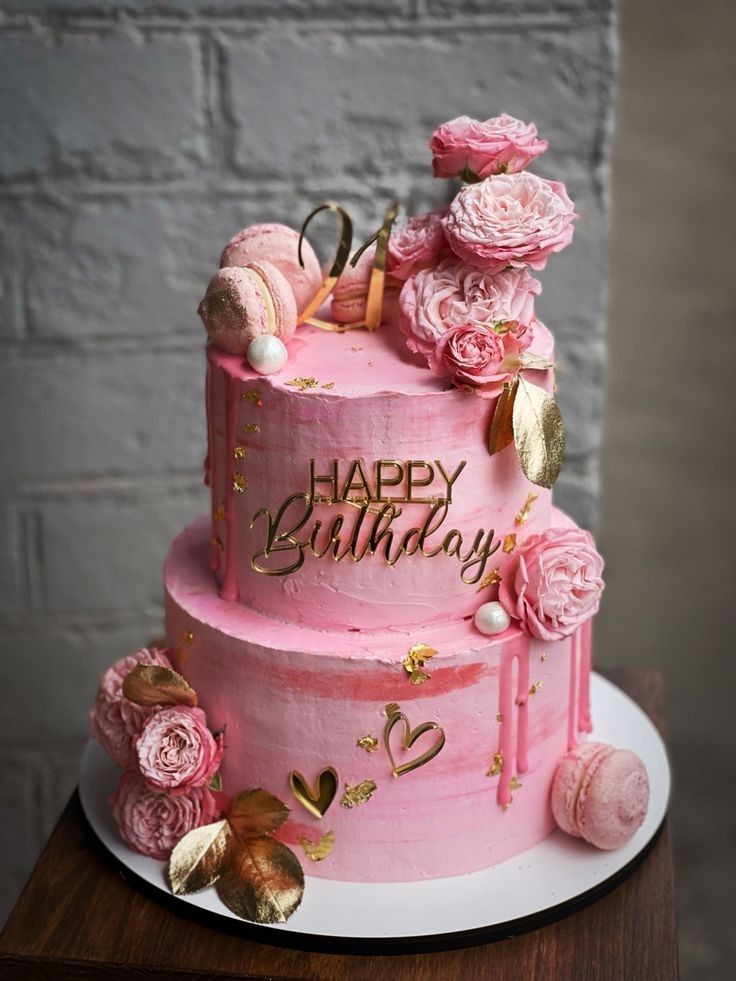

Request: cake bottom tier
left=164, top=513, right=593, bottom=883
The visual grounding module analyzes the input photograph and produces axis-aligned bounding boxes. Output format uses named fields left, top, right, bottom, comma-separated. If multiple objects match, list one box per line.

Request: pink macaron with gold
left=551, top=741, right=650, bottom=850
left=220, top=223, right=322, bottom=316
left=331, top=245, right=375, bottom=324
left=197, top=261, right=297, bottom=355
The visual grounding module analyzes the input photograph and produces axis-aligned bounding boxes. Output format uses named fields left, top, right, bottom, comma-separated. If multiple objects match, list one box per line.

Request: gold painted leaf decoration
left=299, top=830, right=336, bottom=863
left=488, top=378, right=518, bottom=456
left=216, top=836, right=305, bottom=924
left=512, top=375, right=564, bottom=489
left=228, top=789, right=291, bottom=841
left=122, top=665, right=198, bottom=708
left=168, top=820, right=232, bottom=896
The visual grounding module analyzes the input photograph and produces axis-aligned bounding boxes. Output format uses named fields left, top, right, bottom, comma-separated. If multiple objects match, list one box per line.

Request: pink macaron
left=220, top=223, right=322, bottom=316
left=331, top=245, right=375, bottom=324
left=197, top=261, right=297, bottom=355
left=551, top=741, right=650, bottom=850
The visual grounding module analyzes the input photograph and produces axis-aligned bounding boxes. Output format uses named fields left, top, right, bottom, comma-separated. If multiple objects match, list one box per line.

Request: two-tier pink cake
left=90, top=114, right=649, bottom=922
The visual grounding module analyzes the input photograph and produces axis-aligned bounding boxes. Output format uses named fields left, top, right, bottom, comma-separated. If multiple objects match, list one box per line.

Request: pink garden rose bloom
left=386, top=212, right=447, bottom=282
left=399, top=258, right=540, bottom=357
left=109, top=770, right=220, bottom=861
left=136, top=706, right=224, bottom=795
left=499, top=527, right=604, bottom=641
left=90, top=646, right=174, bottom=768
left=442, top=172, right=576, bottom=273
left=427, top=323, right=523, bottom=397
left=430, top=114, right=548, bottom=180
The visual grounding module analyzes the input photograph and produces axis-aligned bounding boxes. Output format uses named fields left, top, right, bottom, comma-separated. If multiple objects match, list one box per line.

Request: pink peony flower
left=428, top=323, right=524, bottom=397
left=499, top=527, right=604, bottom=641
left=109, top=770, right=220, bottom=861
left=429, top=114, right=548, bottom=180
left=399, top=258, right=540, bottom=357
left=442, top=172, right=576, bottom=273
left=90, top=646, right=174, bottom=768
left=386, top=212, right=447, bottom=282
left=136, top=706, right=223, bottom=795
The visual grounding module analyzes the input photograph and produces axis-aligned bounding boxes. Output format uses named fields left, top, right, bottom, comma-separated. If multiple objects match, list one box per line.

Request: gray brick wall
left=0, top=0, right=616, bottom=923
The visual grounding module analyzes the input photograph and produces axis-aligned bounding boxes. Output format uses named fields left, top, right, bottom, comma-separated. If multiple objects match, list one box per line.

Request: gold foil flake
left=540, top=652, right=549, bottom=662
left=496, top=712, right=504, bottom=724
left=233, top=473, right=248, bottom=494
left=515, top=492, right=539, bottom=526
left=403, top=642, right=438, bottom=685
left=356, top=735, right=379, bottom=753
left=350, top=346, right=363, bottom=352
left=298, top=831, right=335, bottom=863
left=289, top=768, right=338, bottom=819
left=211, top=535, right=223, bottom=551
left=383, top=705, right=446, bottom=778
left=502, top=534, right=517, bottom=554
left=509, top=776, right=523, bottom=791
left=385, top=702, right=400, bottom=718
left=123, top=665, right=198, bottom=708
left=529, top=681, right=545, bottom=696
left=169, top=820, right=232, bottom=896
left=234, top=445, right=247, bottom=460
left=216, top=835, right=304, bottom=924
left=286, top=377, right=319, bottom=392
left=242, top=390, right=262, bottom=406
left=502, top=802, right=512, bottom=812
left=340, top=780, right=377, bottom=808
left=367, top=360, right=375, bottom=367
left=243, top=423, right=260, bottom=434
left=512, top=374, right=564, bottom=489
left=476, top=568, right=502, bottom=591
left=183, top=631, right=195, bottom=645
left=214, top=505, right=226, bottom=522
left=487, top=752, right=504, bottom=777
left=321, top=382, right=335, bottom=390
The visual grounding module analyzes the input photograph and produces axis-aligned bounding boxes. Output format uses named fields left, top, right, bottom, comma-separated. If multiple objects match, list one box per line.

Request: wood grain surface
left=0, top=668, right=678, bottom=980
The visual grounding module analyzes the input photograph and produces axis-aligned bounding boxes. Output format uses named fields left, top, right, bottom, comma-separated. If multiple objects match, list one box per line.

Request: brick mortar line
left=0, top=608, right=166, bottom=637
left=0, top=471, right=205, bottom=501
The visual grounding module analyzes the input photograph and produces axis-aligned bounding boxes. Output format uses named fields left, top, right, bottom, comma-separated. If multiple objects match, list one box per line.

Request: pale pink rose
left=442, top=172, right=576, bottom=273
left=499, top=528, right=604, bottom=641
left=90, top=646, right=174, bottom=768
left=399, top=258, right=540, bottom=357
left=387, top=212, right=447, bottom=282
left=428, top=323, right=524, bottom=397
left=136, top=706, right=224, bottom=795
left=109, top=770, right=220, bottom=861
left=430, top=114, right=548, bottom=180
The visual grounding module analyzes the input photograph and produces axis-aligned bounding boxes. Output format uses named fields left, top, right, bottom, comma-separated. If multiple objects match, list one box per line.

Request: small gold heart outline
left=288, top=767, right=338, bottom=819
left=383, top=706, right=446, bottom=778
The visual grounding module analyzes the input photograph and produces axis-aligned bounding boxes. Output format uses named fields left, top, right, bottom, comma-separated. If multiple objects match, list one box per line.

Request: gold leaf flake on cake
left=509, top=776, right=523, bottom=791
left=214, top=505, right=226, bottom=522
left=183, top=631, right=195, bottom=645
left=243, top=423, right=260, bottom=434
left=241, top=390, right=262, bottom=406
left=476, top=568, right=502, bottom=591
left=487, top=752, right=504, bottom=777
left=528, top=681, right=545, bottom=696
left=385, top=702, right=400, bottom=718
left=496, top=712, right=504, bottom=724
left=540, top=652, right=549, bottom=662
left=367, top=360, right=375, bottom=367
left=515, top=492, right=539, bottom=526
left=233, top=473, right=248, bottom=494
left=340, top=780, right=377, bottom=809
left=321, top=382, right=335, bottom=390
left=286, top=377, right=319, bottom=392
left=211, top=535, right=223, bottom=552
left=356, top=735, right=379, bottom=753
left=298, top=831, right=336, bottom=863
left=402, top=642, right=438, bottom=685
left=234, top=445, right=247, bottom=460
left=502, top=533, right=517, bottom=554
left=350, top=346, right=363, bottom=352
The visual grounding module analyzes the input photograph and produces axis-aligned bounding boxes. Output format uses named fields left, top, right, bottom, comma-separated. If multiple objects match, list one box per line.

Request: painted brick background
left=0, top=0, right=616, bottom=924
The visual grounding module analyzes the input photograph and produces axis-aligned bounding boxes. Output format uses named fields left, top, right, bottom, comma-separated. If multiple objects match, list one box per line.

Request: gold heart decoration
left=383, top=705, right=446, bottom=778
left=289, top=767, right=338, bottom=819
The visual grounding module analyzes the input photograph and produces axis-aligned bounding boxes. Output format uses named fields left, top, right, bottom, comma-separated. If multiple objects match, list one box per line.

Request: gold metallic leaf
left=402, top=642, right=438, bottom=685
left=216, top=836, right=304, bottom=924
left=476, top=568, right=502, bottom=591
left=515, top=491, right=539, bottom=526
left=356, top=735, right=379, bottom=753
left=488, top=378, right=519, bottom=456
left=228, top=789, right=290, bottom=841
left=298, top=830, right=336, bottom=863
left=502, top=534, right=517, bottom=554
left=502, top=351, right=555, bottom=373
left=512, top=375, right=564, bottom=489
left=122, top=665, right=198, bottom=708
left=340, top=780, right=377, bottom=808
left=168, top=820, right=231, bottom=896
left=487, top=752, right=504, bottom=778
left=289, top=768, right=338, bottom=820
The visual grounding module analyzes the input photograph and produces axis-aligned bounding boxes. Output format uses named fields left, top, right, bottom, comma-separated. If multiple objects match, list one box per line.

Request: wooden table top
left=0, top=668, right=678, bottom=980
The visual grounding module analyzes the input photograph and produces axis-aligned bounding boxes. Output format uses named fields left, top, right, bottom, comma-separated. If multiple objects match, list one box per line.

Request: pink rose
left=499, top=527, right=604, bottom=641
left=90, top=646, right=174, bottom=768
left=109, top=770, right=220, bottom=860
left=136, top=706, right=223, bottom=795
left=442, top=172, right=576, bottom=273
left=428, top=323, right=524, bottom=397
left=387, top=212, right=447, bottom=282
left=430, top=114, right=548, bottom=180
left=399, top=258, right=540, bottom=357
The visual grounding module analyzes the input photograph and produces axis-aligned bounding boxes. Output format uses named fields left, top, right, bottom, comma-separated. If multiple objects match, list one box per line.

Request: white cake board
left=79, top=673, right=670, bottom=953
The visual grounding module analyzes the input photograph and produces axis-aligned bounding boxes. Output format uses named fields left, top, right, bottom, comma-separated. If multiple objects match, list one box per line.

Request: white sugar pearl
left=246, top=335, right=288, bottom=375
left=474, top=601, right=511, bottom=636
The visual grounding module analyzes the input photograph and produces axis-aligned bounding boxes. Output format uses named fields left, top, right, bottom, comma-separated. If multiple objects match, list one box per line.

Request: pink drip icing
left=567, top=630, right=579, bottom=750
left=577, top=618, right=593, bottom=734
left=206, top=364, right=220, bottom=573
left=219, top=372, right=240, bottom=602
left=495, top=637, right=530, bottom=806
